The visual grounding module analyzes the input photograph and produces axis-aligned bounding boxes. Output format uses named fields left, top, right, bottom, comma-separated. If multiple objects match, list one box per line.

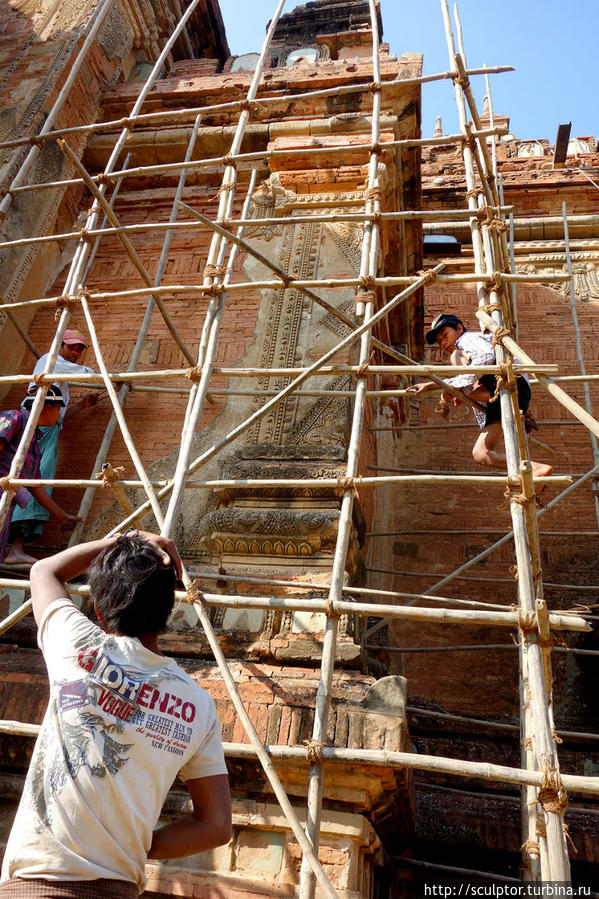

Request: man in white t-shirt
left=0, top=530, right=231, bottom=897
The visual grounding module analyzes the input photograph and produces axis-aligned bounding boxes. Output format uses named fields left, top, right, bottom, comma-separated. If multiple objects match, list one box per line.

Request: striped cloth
left=0, top=879, right=138, bottom=898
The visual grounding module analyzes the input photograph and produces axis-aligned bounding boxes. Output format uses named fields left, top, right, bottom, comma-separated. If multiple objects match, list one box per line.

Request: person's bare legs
left=472, top=422, right=553, bottom=479
left=3, top=533, right=37, bottom=565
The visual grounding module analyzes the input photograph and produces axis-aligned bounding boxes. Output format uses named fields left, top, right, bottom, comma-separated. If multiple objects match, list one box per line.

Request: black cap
left=23, top=383, right=66, bottom=409
left=425, top=313, right=463, bottom=345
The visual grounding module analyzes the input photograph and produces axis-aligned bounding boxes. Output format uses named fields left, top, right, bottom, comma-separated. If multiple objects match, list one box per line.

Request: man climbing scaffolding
left=407, top=312, right=553, bottom=478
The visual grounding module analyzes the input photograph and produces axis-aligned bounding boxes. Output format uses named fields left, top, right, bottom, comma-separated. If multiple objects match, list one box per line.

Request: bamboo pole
left=0, top=579, right=590, bottom=633
left=300, top=4, right=381, bottom=894
left=562, top=200, right=599, bottom=528
left=442, top=1, right=570, bottom=879
left=0, top=206, right=515, bottom=253
left=0, top=722, right=596, bottom=795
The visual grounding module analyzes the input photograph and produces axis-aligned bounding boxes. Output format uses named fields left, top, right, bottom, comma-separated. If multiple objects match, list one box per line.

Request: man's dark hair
left=88, top=535, right=176, bottom=638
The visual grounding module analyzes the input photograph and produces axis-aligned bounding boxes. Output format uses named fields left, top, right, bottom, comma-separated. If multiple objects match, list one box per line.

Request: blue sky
left=218, top=0, right=597, bottom=143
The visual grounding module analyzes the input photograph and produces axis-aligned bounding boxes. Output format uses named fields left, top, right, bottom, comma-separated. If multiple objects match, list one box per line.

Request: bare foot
left=3, top=548, right=38, bottom=566
left=531, top=461, right=554, bottom=479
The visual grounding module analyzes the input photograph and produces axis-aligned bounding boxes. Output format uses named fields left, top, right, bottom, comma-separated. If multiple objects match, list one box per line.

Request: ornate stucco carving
left=516, top=248, right=599, bottom=303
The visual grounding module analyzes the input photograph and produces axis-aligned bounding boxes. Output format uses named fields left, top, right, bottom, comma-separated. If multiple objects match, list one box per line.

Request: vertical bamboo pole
left=441, top=0, right=570, bottom=880
left=562, top=201, right=599, bottom=527
left=298, top=2, right=382, bottom=895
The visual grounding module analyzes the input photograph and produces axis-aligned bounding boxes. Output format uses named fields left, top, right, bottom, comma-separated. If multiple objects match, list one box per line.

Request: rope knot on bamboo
left=304, top=739, right=328, bottom=763
left=185, top=582, right=202, bottom=605
left=54, top=294, right=77, bottom=319
left=480, top=301, right=502, bottom=316
left=363, top=187, right=382, bottom=203
left=520, top=839, right=540, bottom=858
left=485, top=273, right=503, bottom=294
left=96, top=173, right=109, bottom=186
left=221, top=154, right=237, bottom=170
left=354, top=289, right=376, bottom=312
left=238, top=99, right=258, bottom=113
left=517, top=610, right=538, bottom=634
left=490, top=363, right=513, bottom=402
left=76, top=227, right=93, bottom=245
left=491, top=326, right=511, bottom=348
left=120, top=117, right=133, bottom=130
left=0, top=476, right=15, bottom=494
left=537, top=765, right=568, bottom=816
left=325, top=598, right=342, bottom=619
left=465, top=188, right=481, bottom=201
left=184, top=366, right=203, bottom=381
left=355, top=364, right=370, bottom=378
left=369, top=81, right=383, bottom=93
left=95, top=464, right=125, bottom=488
left=502, top=484, right=534, bottom=510
left=32, top=373, right=46, bottom=386
left=452, top=72, right=470, bottom=89
left=417, top=269, right=437, bottom=286
left=370, top=141, right=382, bottom=154
left=203, top=263, right=226, bottom=280
left=359, top=275, right=376, bottom=290
left=337, top=476, right=356, bottom=491
left=218, top=182, right=236, bottom=195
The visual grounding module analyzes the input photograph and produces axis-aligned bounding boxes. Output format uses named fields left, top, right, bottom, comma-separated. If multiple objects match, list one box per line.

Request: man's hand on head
left=134, top=531, right=183, bottom=580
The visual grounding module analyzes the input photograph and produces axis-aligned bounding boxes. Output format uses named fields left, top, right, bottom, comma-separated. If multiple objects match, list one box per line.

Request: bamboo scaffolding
left=69, top=116, right=205, bottom=545
left=0, top=718, right=596, bottom=797
left=562, top=200, right=599, bottom=528
left=0, top=69, right=512, bottom=155
left=442, top=1, right=569, bottom=879
left=0, top=205, right=514, bottom=253
left=300, top=5, right=380, bottom=894
left=0, top=0, right=118, bottom=221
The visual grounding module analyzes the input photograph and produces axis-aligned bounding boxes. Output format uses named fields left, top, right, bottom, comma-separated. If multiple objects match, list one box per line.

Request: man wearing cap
left=1, top=385, right=79, bottom=565
left=407, top=313, right=553, bottom=478
left=7, top=331, right=96, bottom=565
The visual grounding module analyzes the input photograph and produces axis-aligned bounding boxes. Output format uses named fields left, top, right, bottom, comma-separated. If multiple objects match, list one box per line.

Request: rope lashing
left=536, top=817, right=547, bottom=839
left=488, top=216, right=507, bottom=234
left=218, top=182, right=236, bottom=195
left=337, top=476, right=356, bottom=490
left=325, top=598, right=342, bottom=619
left=537, top=765, right=568, bottom=816
left=369, top=81, right=383, bottom=93
left=359, top=275, right=376, bottom=290
left=465, top=187, right=481, bottom=200
left=416, top=269, right=437, bottom=286
left=524, top=737, right=533, bottom=751
left=184, top=366, right=203, bottom=381
left=520, top=839, right=540, bottom=858
left=354, top=289, right=376, bottom=312
left=203, top=263, right=226, bottom=280
left=304, top=739, right=328, bottom=763
left=563, top=823, right=578, bottom=854
left=280, top=274, right=295, bottom=290
left=452, top=72, right=470, bottom=89
left=0, top=476, right=15, bottom=494
left=202, top=282, right=225, bottom=296
left=552, top=730, right=563, bottom=745
left=30, top=134, right=44, bottom=147
left=95, top=173, right=109, bottom=186
left=32, top=373, right=46, bottom=386
left=363, top=186, right=382, bottom=203
left=355, top=364, right=370, bottom=378
left=485, top=272, right=503, bottom=294
left=221, top=154, right=237, bottom=170
left=509, top=564, right=519, bottom=581
left=185, top=582, right=203, bottom=605
left=76, top=227, right=93, bottom=245
left=94, top=464, right=125, bottom=488
left=517, top=610, right=538, bottom=634
left=54, top=295, right=77, bottom=319
left=491, top=326, right=511, bottom=348
left=238, top=99, right=258, bottom=113
left=119, top=117, right=134, bottom=130
left=370, top=141, right=382, bottom=154
left=480, top=301, right=503, bottom=316
left=490, top=363, right=513, bottom=402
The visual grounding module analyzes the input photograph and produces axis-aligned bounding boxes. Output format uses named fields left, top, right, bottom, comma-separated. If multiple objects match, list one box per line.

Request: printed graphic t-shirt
left=1, top=600, right=227, bottom=892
